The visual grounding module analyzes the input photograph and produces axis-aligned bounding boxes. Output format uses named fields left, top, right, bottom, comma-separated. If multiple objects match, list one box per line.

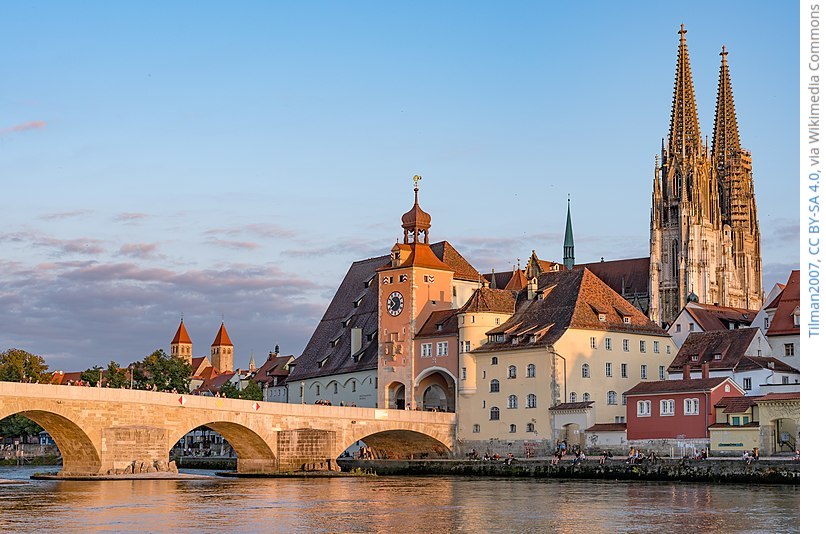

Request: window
left=490, top=379, right=500, bottom=393
left=491, top=357, right=499, bottom=365
left=462, top=341, right=471, bottom=352
left=621, top=363, right=628, bottom=378
left=526, top=422, right=536, bottom=433
left=582, top=364, right=590, bottom=378
left=690, top=355, right=699, bottom=362
left=660, top=399, right=675, bottom=416
left=640, top=365, right=648, bottom=379
left=605, top=338, right=612, bottom=351
left=743, top=416, right=750, bottom=424
left=615, top=416, right=626, bottom=423
left=743, top=377, right=752, bottom=391
left=666, top=346, right=671, bottom=355
left=676, top=324, right=682, bottom=333
left=590, top=337, right=597, bottom=349
left=495, top=318, right=500, bottom=325
left=654, top=341, right=660, bottom=353
left=421, top=343, right=432, bottom=357
left=684, top=398, right=699, bottom=415
left=637, top=400, right=651, bottom=416
left=621, top=394, right=627, bottom=406
left=659, top=366, right=666, bottom=380
left=607, top=391, right=617, bottom=405
left=764, top=317, right=770, bottom=329
left=315, top=385, right=320, bottom=395
left=461, top=367, right=467, bottom=381
left=782, top=376, right=789, bottom=385
left=352, top=381, right=357, bottom=392
left=605, top=362, right=612, bottom=377
left=509, top=424, right=517, bottom=433
left=640, top=340, right=646, bottom=353
left=508, top=395, right=518, bottom=409
left=333, top=382, right=338, bottom=394
left=436, top=341, right=449, bottom=356
left=623, top=339, right=629, bottom=352
left=731, top=416, right=741, bottom=426
left=472, top=424, right=480, bottom=433
left=582, top=392, right=591, bottom=402
left=689, top=323, right=695, bottom=331
left=490, top=407, right=500, bottom=420
left=599, top=313, right=606, bottom=322
left=508, top=365, right=517, bottom=379
left=784, top=343, right=795, bottom=356
left=794, top=312, right=800, bottom=327
left=527, top=393, right=537, bottom=408
left=570, top=392, right=577, bottom=403
left=623, top=316, right=631, bottom=324
left=527, top=364, right=536, bottom=378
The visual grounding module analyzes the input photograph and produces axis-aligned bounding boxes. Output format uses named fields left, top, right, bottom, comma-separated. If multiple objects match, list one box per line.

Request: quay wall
left=337, top=458, right=800, bottom=485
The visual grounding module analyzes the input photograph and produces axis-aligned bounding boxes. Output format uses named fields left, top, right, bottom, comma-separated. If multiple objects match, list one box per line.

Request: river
left=0, top=466, right=799, bottom=532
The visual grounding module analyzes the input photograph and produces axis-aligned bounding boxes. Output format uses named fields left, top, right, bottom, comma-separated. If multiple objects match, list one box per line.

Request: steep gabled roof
left=287, top=255, right=388, bottom=382
left=573, top=257, right=650, bottom=297
left=172, top=319, right=192, bottom=344
left=483, top=269, right=529, bottom=291
left=715, top=396, right=756, bottom=414
left=211, top=323, right=233, bottom=347
left=624, top=377, right=735, bottom=396
left=417, top=309, right=459, bottom=337
left=683, top=302, right=757, bottom=332
left=430, top=241, right=481, bottom=282
left=458, top=287, right=516, bottom=314
left=668, top=328, right=761, bottom=372
left=766, top=271, right=800, bottom=336
left=734, top=356, right=798, bottom=373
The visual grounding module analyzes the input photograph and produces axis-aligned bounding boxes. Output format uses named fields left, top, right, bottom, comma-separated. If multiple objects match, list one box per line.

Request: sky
left=0, top=1, right=799, bottom=372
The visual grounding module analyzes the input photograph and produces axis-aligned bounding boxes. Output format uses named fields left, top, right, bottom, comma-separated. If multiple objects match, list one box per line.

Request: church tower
left=377, top=177, right=454, bottom=409
left=170, top=318, right=193, bottom=365
left=711, top=46, right=763, bottom=311
left=650, top=25, right=724, bottom=326
left=563, top=198, right=575, bottom=270
left=211, top=322, right=234, bottom=373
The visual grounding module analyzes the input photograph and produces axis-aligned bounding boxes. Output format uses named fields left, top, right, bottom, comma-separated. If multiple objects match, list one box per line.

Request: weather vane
left=413, top=174, right=422, bottom=190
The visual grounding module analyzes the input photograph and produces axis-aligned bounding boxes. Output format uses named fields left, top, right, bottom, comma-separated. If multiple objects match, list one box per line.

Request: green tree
left=0, top=348, right=50, bottom=383
left=80, top=365, right=104, bottom=387
left=0, top=414, right=43, bottom=442
left=105, top=360, right=129, bottom=388
left=143, top=349, right=191, bottom=393
left=239, top=380, right=263, bottom=401
left=218, top=380, right=241, bottom=399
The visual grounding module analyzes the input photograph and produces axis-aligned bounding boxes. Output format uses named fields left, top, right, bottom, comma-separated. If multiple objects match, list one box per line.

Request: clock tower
left=377, top=177, right=454, bottom=409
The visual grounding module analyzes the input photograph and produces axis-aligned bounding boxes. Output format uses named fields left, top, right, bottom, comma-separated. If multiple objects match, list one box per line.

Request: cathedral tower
left=711, top=46, right=763, bottom=311
left=170, top=318, right=193, bottom=365
left=211, top=322, right=234, bottom=373
left=650, top=25, right=725, bottom=326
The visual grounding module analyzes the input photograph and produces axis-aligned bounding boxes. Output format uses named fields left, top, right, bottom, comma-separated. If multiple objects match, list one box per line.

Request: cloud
left=118, top=243, right=161, bottom=259
left=207, top=239, right=260, bottom=250
left=0, top=120, right=46, bottom=135
left=39, top=209, right=93, bottom=221
left=0, top=231, right=105, bottom=256
left=113, top=212, right=149, bottom=222
left=205, top=223, right=296, bottom=240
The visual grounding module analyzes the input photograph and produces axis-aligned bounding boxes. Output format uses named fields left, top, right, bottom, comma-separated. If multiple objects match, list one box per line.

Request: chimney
left=351, top=327, right=363, bottom=357
left=527, top=277, right=538, bottom=300
left=701, top=362, right=710, bottom=379
left=683, top=364, right=691, bottom=380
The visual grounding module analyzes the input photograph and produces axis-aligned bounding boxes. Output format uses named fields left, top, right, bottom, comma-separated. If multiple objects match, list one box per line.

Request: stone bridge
left=0, top=382, right=455, bottom=476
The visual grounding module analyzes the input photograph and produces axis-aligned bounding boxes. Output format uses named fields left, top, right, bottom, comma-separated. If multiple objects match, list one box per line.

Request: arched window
left=491, top=356, right=499, bottom=365
left=527, top=364, right=536, bottom=378
left=509, top=424, right=517, bottom=433
left=508, top=395, right=518, bottom=409
left=570, top=392, right=577, bottom=403
left=526, top=393, right=537, bottom=408
left=490, top=379, right=500, bottom=393
left=582, top=364, right=590, bottom=378
left=582, top=392, right=590, bottom=402
left=508, top=365, right=517, bottom=379
left=607, top=390, right=617, bottom=405
left=526, top=422, right=536, bottom=433
left=490, top=407, right=500, bottom=420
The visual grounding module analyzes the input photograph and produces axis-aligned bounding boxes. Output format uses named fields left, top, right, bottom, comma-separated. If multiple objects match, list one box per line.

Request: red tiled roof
left=668, top=329, right=760, bottom=372
left=715, top=396, right=757, bottom=413
left=586, top=423, right=627, bottom=432
left=755, top=392, right=800, bottom=402
left=624, top=377, right=734, bottom=396
left=171, top=319, right=192, bottom=344
left=196, top=371, right=235, bottom=394
left=211, top=322, right=233, bottom=347
left=430, top=241, right=481, bottom=282
left=573, top=257, right=650, bottom=297
left=735, top=356, right=799, bottom=373
left=50, top=371, right=82, bottom=385
left=504, top=269, right=529, bottom=291
left=766, top=271, right=800, bottom=336
left=549, top=401, right=594, bottom=411
left=708, top=422, right=760, bottom=429
left=417, top=309, right=459, bottom=337
left=683, top=302, right=757, bottom=332
left=252, top=354, right=294, bottom=385
left=458, top=287, right=516, bottom=314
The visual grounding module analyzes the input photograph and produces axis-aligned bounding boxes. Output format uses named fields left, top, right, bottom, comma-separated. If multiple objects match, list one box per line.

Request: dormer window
left=318, top=357, right=329, bottom=368
left=330, top=336, right=341, bottom=348
left=793, top=309, right=800, bottom=327
left=599, top=314, right=606, bottom=322
left=496, top=334, right=505, bottom=343
left=713, top=353, right=722, bottom=360
left=623, top=316, right=631, bottom=324
left=512, top=338, right=519, bottom=345
left=353, top=296, right=363, bottom=308
left=690, top=355, right=699, bottom=362
left=437, top=324, right=443, bottom=331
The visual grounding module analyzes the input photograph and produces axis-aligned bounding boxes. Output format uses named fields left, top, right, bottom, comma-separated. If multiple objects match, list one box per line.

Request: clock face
left=387, top=291, right=404, bottom=316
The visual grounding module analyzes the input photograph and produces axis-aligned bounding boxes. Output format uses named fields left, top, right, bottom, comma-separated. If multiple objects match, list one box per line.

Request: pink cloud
left=1, top=120, right=46, bottom=135
left=118, top=243, right=160, bottom=259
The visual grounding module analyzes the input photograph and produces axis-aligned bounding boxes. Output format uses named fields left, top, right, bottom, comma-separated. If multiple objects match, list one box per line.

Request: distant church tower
left=649, top=25, right=762, bottom=325
left=211, top=322, right=234, bottom=373
left=563, top=197, right=575, bottom=270
left=170, top=318, right=193, bottom=365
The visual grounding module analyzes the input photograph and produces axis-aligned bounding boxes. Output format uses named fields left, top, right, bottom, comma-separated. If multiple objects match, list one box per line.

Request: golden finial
left=413, top=174, right=422, bottom=191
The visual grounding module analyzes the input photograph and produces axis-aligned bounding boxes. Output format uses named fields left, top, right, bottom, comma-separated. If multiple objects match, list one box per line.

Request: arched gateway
left=0, top=382, right=454, bottom=476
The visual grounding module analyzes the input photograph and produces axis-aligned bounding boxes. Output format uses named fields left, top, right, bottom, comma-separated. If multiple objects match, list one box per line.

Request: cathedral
left=649, top=25, right=762, bottom=326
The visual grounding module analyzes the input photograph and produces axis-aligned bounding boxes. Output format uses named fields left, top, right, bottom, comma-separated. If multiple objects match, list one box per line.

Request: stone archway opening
left=414, top=370, right=455, bottom=412
left=345, top=429, right=450, bottom=460
left=386, top=381, right=406, bottom=410
left=6, top=410, right=101, bottom=476
left=171, top=421, right=277, bottom=474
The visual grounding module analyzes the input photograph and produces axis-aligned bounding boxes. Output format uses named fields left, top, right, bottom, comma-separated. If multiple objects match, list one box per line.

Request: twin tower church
left=168, top=27, right=763, bottom=447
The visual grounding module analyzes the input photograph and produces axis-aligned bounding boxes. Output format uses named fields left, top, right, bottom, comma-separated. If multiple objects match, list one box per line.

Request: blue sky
left=0, top=2, right=799, bottom=371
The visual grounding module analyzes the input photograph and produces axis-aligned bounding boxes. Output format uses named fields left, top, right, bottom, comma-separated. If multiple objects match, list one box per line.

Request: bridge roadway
left=0, top=382, right=455, bottom=476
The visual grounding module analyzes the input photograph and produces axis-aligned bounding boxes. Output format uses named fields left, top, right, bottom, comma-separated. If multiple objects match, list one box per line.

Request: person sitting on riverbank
left=505, top=453, right=515, bottom=466
left=599, top=450, right=612, bottom=465
left=573, top=451, right=586, bottom=466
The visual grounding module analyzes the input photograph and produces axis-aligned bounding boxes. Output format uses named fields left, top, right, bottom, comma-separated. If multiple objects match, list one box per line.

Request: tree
left=0, top=348, right=50, bottom=383
left=0, top=414, right=43, bottom=442
left=105, top=360, right=129, bottom=389
left=218, top=380, right=241, bottom=399
left=80, top=365, right=104, bottom=387
left=239, top=380, right=263, bottom=401
left=142, top=349, right=191, bottom=393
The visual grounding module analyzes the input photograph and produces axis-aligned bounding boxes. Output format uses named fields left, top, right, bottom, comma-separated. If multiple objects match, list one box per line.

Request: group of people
left=314, top=400, right=359, bottom=407
left=742, top=448, right=760, bottom=465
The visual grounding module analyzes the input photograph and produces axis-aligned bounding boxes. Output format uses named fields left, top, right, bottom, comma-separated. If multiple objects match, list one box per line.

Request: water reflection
left=0, top=467, right=799, bottom=533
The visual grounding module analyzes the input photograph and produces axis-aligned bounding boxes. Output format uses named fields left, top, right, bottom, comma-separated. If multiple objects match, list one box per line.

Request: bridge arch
left=1, top=408, right=101, bottom=475
left=343, top=427, right=451, bottom=460
left=170, top=420, right=277, bottom=473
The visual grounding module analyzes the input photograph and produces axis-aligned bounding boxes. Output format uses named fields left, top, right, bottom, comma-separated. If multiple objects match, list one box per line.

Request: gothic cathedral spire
left=669, top=24, right=703, bottom=160
left=563, top=197, right=575, bottom=270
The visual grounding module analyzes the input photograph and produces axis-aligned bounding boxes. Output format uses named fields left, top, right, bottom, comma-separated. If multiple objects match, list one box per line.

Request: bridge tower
left=170, top=318, right=193, bottom=365
left=211, top=322, right=234, bottom=373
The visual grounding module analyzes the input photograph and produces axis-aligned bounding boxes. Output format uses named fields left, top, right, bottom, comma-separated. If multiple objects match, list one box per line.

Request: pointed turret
left=249, top=353, right=256, bottom=372
left=210, top=322, right=234, bottom=373
left=712, top=46, right=741, bottom=172
left=401, top=175, right=432, bottom=244
left=563, top=197, right=575, bottom=270
left=170, top=318, right=193, bottom=365
left=668, top=24, right=703, bottom=159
